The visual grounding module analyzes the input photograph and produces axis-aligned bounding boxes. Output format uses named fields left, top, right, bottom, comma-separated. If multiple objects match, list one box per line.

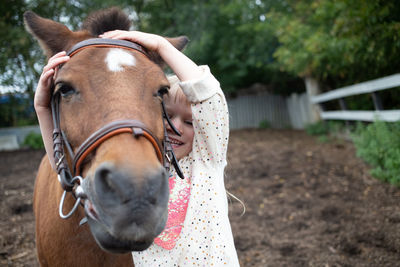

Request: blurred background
left=1, top=1, right=400, bottom=266
left=2, top=0, right=400, bottom=127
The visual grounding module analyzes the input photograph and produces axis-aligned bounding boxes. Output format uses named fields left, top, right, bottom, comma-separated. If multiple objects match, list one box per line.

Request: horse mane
left=82, top=7, right=131, bottom=36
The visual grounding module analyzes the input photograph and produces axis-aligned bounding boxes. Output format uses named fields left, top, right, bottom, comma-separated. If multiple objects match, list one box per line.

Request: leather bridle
left=51, top=38, right=184, bottom=219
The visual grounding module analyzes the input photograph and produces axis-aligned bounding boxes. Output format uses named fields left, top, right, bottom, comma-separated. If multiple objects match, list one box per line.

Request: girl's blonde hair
left=166, top=75, right=190, bottom=106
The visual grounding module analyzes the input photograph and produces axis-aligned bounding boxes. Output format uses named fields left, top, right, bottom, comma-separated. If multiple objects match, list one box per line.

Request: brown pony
left=24, top=8, right=187, bottom=266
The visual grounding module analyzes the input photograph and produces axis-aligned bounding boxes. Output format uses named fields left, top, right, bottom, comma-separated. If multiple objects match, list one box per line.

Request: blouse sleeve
left=179, top=65, right=229, bottom=169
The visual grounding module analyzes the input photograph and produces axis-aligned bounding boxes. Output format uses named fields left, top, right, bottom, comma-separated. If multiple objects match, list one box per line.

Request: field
left=1, top=129, right=400, bottom=266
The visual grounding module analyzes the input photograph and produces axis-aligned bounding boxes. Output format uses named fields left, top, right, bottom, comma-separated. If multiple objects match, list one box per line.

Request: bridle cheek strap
left=72, top=120, right=163, bottom=176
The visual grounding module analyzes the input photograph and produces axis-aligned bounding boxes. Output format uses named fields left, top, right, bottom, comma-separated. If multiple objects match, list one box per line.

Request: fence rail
left=311, top=73, right=400, bottom=122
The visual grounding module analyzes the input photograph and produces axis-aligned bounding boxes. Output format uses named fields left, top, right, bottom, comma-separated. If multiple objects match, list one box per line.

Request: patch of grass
left=23, top=132, right=44, bottom=149
left=317, top=135, right=329, bottom=143
left=259, top=120, right=271, bottom=129
left=305, top=121, right=346, bottom=139
left=306, top=121, right=329, bottom=136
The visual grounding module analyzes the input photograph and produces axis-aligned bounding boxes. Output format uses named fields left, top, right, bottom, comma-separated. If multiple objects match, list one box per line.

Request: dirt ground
left=1, top=129, right=400, bottom=266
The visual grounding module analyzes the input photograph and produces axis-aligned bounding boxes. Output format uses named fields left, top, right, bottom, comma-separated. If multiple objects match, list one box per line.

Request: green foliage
left=259, top=119, right=271, bottom=129
left=23, top=132, right=44, bottom=149
left=140, top=0, right=303, bottom=93
left=305, top=120, right=345, bottom=141
left=306, top=121, right=330, bottom=136
left=0, top=0, right=90, bottom=127
left=317, top=134, right=329, bottom=143
left=268, top=0, right=400, bottom=88
left=3, top=0, right=400, bottom=126
left=352, top=121, right=400, bottom=186
left=0, top=93, right=37, bottom=127
left=0, top=0, right=303, bottom=127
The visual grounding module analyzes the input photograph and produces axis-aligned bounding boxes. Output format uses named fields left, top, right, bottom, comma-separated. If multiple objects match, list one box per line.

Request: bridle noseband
left=52, top=38, right=184, bottom=219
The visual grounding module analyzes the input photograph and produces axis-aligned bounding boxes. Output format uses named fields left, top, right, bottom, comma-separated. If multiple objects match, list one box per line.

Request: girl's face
left=164, top=100, right=194, bottom=160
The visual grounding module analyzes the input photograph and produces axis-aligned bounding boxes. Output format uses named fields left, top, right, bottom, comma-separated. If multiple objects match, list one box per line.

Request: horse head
left=25, top=7, right=187, bottom=253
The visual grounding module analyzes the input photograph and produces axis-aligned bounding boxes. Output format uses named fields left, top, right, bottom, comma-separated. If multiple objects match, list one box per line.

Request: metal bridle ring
left=59, top=176, right=83, bottom=219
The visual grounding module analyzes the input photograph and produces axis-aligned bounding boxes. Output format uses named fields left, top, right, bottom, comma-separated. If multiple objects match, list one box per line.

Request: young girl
left=35, top=30, right=240, bottom=266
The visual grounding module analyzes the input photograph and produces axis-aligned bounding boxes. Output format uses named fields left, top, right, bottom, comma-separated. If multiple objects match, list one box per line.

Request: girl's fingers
left=35, top=70, right=55, bottom=108
left=40, top=69, right=55, bottom=84
left=101, top=31, right=161, bottom=51
left=43, top=55, right=69, bottom=74
left=36, top=51, right=68, bottom=109
left=101, top=30, right=124, bottom=38
left=50, top=51, right=67, bottom=59
left=101, top=30, right=139, bottom=42
left=38, top=70, right=54, bottom=95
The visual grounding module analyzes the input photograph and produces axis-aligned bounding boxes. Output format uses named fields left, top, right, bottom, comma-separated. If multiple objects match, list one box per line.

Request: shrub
left=259, top=120, right=271, bottom=129
left=23, top=132, right=44, bottom=149
left=305, top=121, right=329, bottom=136
left=352, top=120, right=400, bottom=185
left=305, top=121, right=345, bottom=136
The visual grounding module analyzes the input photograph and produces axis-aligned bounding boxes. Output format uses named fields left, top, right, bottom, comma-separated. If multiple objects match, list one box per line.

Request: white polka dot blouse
left=132, top=65, right=240, bottom=267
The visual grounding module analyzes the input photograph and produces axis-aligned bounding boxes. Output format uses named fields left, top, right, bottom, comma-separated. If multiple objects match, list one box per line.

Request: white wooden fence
left=311, top=73, right=400, bottom=122
left=227, top=91, right=311, bottom=129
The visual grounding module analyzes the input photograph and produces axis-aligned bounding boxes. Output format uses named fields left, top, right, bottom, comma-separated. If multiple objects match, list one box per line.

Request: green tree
left=1, top=1, right=301, bottom=102
left=140, top=0, right=303, bottom=93
left=0, top=0, right=127, bottom=126
left=268, top=0, right=400, bottom=89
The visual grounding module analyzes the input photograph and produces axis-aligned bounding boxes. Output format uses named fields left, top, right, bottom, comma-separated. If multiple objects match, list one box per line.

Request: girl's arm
left=99, top=30, right=202, bottom=82
left=35, top=51, right=70, bottom=170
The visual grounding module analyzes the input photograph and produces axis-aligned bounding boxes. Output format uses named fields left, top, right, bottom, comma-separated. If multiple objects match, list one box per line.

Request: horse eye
left=157, top=86, right=169, bottom=97
left=56, top=83, right=76, bottom=97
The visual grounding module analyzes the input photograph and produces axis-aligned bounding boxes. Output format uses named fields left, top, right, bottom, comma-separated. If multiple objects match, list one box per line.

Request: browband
left=67, top=38, right=148, bottom=57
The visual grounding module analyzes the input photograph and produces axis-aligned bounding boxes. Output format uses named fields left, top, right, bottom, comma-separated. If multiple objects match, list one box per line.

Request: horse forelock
left=81, top=7, right=131, bottom=36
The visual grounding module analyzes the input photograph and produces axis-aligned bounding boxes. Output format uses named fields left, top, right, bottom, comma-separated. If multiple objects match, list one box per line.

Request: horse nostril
left=94, top=164, right=131, bottom=204
left=97, top=168, right=112, bottom=191
left=146, top=169, right=168, bottom=206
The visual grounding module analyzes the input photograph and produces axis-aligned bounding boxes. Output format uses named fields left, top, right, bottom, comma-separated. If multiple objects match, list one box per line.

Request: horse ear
left=166, top=36, right=189, bottom=52
left=24, top=11, right=83, bottom=58
left=149, top=36, right=189, bottom=66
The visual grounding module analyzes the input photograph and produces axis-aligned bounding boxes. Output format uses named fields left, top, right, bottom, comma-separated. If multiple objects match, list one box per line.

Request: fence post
left=371, top=92, right=384, bottom=110
left=339, top=98, right=351, bottom=128
left=304, top=76, right=321, bottom=123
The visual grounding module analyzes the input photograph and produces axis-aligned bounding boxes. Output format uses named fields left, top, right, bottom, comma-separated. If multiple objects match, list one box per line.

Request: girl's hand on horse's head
left=100, top=30, right=167, bottom=53
left=34, top=51, right=70, bottom=111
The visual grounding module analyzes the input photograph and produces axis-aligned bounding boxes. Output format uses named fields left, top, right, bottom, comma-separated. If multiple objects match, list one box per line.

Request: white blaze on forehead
left=105, top=48, right=136, bottom=72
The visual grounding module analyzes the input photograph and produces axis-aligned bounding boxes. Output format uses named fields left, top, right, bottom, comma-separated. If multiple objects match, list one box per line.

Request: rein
left=51, top=38, right=184, bottom=220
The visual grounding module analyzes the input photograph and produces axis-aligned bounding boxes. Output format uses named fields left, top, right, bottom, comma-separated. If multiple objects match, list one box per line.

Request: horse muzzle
left=81, top=162, right=169, bottom=252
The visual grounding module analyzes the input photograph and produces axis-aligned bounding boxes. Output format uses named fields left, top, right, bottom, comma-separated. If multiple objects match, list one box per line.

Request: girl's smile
left=164, top=100, right=194, bottom=160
